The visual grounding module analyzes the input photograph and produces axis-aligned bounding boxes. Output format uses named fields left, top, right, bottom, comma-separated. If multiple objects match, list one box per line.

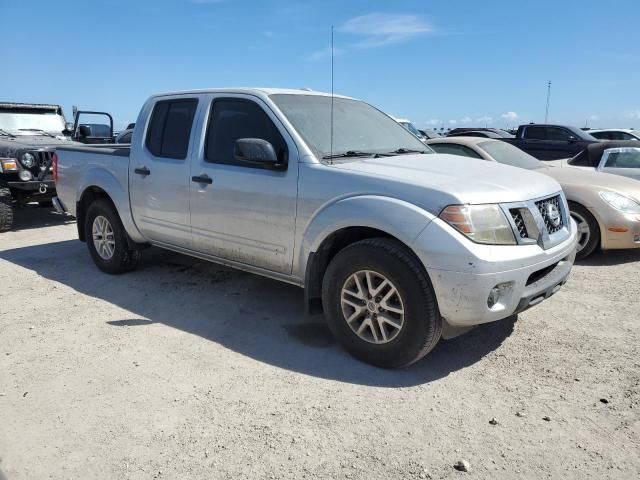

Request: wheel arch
left=300, top=195, right=436, bottom=314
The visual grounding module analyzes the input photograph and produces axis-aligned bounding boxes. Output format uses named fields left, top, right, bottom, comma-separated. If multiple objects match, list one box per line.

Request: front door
left=188, top=94, right=298, bottom=275
left=129, top=97, right=200, bottom=247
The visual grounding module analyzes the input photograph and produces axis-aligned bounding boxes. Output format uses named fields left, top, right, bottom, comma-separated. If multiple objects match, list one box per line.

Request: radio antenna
left=330, top=24, right=334, bottom=165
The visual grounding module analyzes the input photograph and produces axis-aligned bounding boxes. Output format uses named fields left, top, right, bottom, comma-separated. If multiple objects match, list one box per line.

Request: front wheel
left=0, top=188, right=14, bottom=232
left=85, top=199, right=140, bottom=274
left=322, top=238, right=442, bottom=368
left=569, top=202, right=600, bottom=260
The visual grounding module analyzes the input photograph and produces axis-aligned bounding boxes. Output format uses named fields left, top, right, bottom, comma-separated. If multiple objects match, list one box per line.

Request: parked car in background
left=500, top=124, right=599, bottom=160
left=427, top=137, right=640, bottom=259
left=115, top=128, right=133, bottom=144
left=394, top=118, right=427, bottom=142
left=447, top=130, right=514, bottom=139
left=54, top=88, right=577, bottom=368
left=447, top=127, right=514, bottom=138
left=418, top=128, right=441, bottom=139
left=548, top=141, right=640, bottom=181
left=0, top=101, right=79, bottom=231
left=587, top=129, right=640, bottom=141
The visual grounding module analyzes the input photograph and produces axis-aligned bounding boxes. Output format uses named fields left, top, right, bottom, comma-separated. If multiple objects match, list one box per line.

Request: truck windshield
left=478, top=140, right=545, bottom=170
left=270, top=94, right=428, bottom=159
left=0, top=107, right=66, bottom=134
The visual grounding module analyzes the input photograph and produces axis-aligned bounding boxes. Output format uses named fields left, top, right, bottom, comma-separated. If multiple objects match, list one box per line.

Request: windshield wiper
left=0, top=128, right=16, bottom=138
left=18, top=128, right=56, bottom=138
left=387, top=148, right=428, bottom=155
left=322, top=150, right=388, bottom=160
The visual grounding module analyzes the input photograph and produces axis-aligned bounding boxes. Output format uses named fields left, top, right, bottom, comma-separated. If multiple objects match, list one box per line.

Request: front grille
left=510, top=209, right=528, bottom=238
left=535, top=195, right=564, bottom=234
left=25, top=150, right=54, bottom=180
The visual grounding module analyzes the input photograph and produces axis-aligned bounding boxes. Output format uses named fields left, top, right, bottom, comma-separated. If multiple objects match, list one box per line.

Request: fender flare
left=296, top=194, right=436, bottom=279
left=76, top=169, right=146, bottom=243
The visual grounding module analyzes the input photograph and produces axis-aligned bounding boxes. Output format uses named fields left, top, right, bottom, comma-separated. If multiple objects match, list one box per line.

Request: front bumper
left=6, top=180, right=55, bottom=193
left=414, top=217, right=578, bottom=327
left=594, top=208, right=640, bottom=250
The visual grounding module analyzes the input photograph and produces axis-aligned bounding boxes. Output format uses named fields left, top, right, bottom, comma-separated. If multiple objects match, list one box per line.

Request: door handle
left=192, top=174, right=212, bottom=185
left=134, top=166, right=150, bottom=176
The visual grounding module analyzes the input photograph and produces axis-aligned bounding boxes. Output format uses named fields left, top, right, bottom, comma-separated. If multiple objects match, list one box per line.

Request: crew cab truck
left=500, top=124, right=599, bottom=161
left=54, top=89, right=578, bottom=368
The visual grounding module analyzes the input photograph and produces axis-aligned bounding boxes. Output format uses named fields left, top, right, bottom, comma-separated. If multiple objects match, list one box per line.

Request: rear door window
left=546, top=127, right=571, bottom=141
left=145, top=99, right=198, bottom=159
left=523, top=126, right=546, bottom=140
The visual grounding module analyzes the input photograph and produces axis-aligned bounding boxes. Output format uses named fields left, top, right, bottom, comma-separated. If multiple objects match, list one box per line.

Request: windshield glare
left=0, top=109, right=66, bottom=134
left=478, top=140, right=544, bottom=169
left=270, top=94, right=427, bottom=158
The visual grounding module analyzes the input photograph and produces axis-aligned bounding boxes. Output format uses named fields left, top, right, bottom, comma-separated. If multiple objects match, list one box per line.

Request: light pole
left=544, top=81, right=552, bottom=123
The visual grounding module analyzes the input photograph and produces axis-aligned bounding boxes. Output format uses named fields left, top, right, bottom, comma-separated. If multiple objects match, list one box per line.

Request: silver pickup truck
left=54, top=88, right=578, bottom=368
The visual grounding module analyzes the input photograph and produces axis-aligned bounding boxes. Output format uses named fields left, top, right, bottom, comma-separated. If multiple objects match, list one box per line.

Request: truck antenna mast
left=330, top=25, right=335, bottom=165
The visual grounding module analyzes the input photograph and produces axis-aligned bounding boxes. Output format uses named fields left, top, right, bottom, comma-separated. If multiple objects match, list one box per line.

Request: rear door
left=188, top=94, right=298, bottom=275
left=129, top=96, right=200, bottom=247
left=520, top=126, right=548, bottom=159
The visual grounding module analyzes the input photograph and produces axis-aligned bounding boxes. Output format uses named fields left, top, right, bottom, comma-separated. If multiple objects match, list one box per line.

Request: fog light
left=487, top=288, right=500, bottom=308
left=634, top=234, right=640, bottom=243
left=487, top=282, right=513, bottom=309
left=19, top=170, right=32, bottom=181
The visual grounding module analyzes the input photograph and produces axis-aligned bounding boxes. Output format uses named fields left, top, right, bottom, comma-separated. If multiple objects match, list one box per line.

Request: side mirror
left=234, top=138, right=283, bottom=169
left=62, top=122, right=74, bottom=135
left=78, top=125, right=91, bottom=138
left=567, top=135, right=577, bottom=143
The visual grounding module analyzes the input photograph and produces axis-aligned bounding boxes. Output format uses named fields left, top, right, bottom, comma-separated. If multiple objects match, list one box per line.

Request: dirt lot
left=1, top=207, right=639, bottom=480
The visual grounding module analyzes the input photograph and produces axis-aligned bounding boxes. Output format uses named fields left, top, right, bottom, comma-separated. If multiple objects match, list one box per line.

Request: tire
left=322, top=238, right=442, bottom=368
left=0, top=188, right=14, bottom=232
left=569, top=202, right=600, bottom=260
left=85, top=198, right=141, bottom=274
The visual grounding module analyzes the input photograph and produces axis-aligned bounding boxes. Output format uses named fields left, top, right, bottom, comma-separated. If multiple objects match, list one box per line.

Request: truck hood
left=331, top=153, right=562, bottom=209
left=0, top=135, right=77, bottom=157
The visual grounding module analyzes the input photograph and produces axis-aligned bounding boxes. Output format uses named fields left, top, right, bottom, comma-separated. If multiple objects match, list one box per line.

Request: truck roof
left=150, top=87, right=355, bottom=101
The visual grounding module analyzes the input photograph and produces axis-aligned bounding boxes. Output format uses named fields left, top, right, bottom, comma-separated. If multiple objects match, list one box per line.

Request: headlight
left=21, top=152, right=35, bottom=168
left=19, top=170, right=32, bottom=181
left=599, top=191, right=640, bottom=214
left=440, top=204, right=516, bottom=245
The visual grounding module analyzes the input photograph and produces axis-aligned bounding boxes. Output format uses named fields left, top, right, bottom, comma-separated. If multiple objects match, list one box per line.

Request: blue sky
left=2, top=0, right=639, bottom=131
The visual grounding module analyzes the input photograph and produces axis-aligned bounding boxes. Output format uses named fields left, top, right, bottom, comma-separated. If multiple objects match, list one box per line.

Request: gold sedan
left=426, top=137, right=640, bottom=259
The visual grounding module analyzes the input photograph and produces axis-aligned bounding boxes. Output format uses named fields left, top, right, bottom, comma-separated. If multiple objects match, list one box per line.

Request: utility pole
left=544, top=81, right=552, bottom=123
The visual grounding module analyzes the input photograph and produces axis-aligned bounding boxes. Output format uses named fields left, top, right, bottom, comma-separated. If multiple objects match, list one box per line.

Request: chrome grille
left=535, top=195, right=564, bottom=234
left=510, top=209, right=528, bottom=238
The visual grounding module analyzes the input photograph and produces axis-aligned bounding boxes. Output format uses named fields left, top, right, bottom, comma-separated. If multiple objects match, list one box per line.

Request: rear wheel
left=569, top=202, right=600, bottom=260
left=322, top=238, right=442, bottom=368
left=0, top=188, right=14, bottom=232
left=85, top=199, right=140, bottom=274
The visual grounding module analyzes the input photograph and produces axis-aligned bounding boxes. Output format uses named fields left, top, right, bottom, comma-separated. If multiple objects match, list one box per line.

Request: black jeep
left=0, top=103, right=115, bottom=231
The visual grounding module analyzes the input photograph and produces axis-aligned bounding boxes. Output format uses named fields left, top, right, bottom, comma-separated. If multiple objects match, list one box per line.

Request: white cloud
left=340, top=13, right=433, bottom=48
left=306, top=45, right=345, bottom=61
left=426, top=118, right=441, bottom=126
left=448, top=120, right=457, bottom=125
left=501, top=111, right=518, bottom=122
left=476, top=116, right=493, bottom=125
left=588, top=114, right=598, bottom=121
left=460, top=116, right=472, bottom=124
left=627, top=110, right=640, bottom=120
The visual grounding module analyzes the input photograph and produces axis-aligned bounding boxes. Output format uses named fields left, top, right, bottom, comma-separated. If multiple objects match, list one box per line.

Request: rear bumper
left=415, top=217, right=578, bottom=327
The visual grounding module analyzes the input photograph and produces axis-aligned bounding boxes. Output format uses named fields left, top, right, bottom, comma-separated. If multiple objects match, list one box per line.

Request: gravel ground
left=1, top=207, right=639, bottom=480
